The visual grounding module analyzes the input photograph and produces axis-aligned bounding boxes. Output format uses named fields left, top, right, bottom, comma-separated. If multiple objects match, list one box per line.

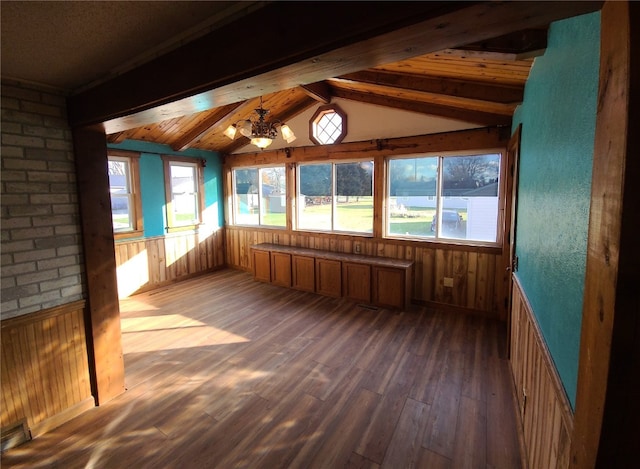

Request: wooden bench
left=251, top=243, right=413, bottom=309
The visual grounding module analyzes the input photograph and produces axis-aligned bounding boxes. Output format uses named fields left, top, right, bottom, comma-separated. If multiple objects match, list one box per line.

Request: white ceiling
left=0, top=1, right=262, bottom=93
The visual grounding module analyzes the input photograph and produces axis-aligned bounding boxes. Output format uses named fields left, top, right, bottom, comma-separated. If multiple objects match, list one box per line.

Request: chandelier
left=223, top=97, right=296, bottom=150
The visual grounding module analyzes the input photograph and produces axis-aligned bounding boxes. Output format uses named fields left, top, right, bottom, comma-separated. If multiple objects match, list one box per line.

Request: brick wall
left=1, top=80, right=86, bottom=319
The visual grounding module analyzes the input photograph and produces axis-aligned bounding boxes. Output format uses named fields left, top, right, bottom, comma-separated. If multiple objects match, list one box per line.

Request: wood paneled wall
left=1, top=301, right=94, bottom=439
left=226, top=226, right=506, bottom=318
left=510, top=277, right=574, bottom=469
left=114, top=229, right=225, bottom=298
left=223, top=128, right=512, bottom=319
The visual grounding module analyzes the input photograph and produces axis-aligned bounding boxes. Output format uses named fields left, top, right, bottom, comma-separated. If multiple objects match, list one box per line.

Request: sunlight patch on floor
left=121, top=314, right=250, bottom=353
left=119, top=297, right=159, bottom=313
left=121, top=314, right=206, bottom=332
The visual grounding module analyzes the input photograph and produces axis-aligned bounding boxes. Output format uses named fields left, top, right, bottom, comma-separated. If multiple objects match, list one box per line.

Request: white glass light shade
left=280, top=124, right=296, bottom=143
left=238, top=120, right=253, bottom=138
left=251, top=137, right=273, bottom=149
left=223, top=125, right=237, bottom=140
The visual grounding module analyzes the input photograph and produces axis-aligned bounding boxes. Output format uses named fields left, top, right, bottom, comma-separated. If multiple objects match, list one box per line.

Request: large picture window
left=232, top=166, right=286, bottom=227
left=297, top=161, right=373, bottom=234
left=108, top=151, right=142, bottom=239
left=163, top=157, right=204, bottom=231
left=387, top=153, right=501, bottom=243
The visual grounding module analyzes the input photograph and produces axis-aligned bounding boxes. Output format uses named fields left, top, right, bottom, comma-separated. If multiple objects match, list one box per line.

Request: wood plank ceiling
left=106, top=29, right=544, bottom=155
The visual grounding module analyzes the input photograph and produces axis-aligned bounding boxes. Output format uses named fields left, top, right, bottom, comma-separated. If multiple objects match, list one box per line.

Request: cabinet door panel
left=342, top=262, right=371, bottom=303
left=316, top=258, right=342, bottom=297
left=271, top=252, right=292, bottom=287
left=373, top=266, right=407, bottom=309
left=292, top=255, right=315, bottom=292
left=253, top=250, right=271, bottom=282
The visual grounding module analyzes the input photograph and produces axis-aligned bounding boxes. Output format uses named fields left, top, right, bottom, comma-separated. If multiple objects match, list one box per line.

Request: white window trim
left=108, top=150, right=143, bottom=240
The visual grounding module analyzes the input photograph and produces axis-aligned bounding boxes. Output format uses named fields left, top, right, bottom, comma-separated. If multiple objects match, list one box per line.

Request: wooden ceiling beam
left=331, top=88, right=511, bottom=126
left=170, top=102, right=244, bottom=152
left=68, top=1, right=602, bottom=133
left=300, top=82, right=332, bottom=104
left=225, top=127, right=509, bottom=166
left=106, top=131, right=127, bottom=144
left=334, top=70, right=524, bottom=104
left=454, top=27, right=548, bottom=59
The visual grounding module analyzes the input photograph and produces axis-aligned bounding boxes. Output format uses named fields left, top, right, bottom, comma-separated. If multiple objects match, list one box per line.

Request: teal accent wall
left=512, top=12, right=600, bottom=409
left=107, top=140, right=223, bottom=238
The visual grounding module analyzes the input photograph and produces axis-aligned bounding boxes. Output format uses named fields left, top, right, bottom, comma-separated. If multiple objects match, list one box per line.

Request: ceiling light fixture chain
left=224, top=96, right=296, bottom=150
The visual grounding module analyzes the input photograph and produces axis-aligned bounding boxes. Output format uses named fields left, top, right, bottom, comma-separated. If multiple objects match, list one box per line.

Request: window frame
left=385, top=149, right=505, bottom=247
left=309, top=104, right=347, bottom=146
left=108, top=150, right=143, bottom=240
left=296, top=158, right=374, bottom=235
left=162, top=156, right=205, bottom=233
left=231, top=165, right=288, bottom=228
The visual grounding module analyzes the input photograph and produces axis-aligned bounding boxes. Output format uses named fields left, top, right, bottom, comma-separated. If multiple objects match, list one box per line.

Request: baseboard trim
left=29, top=397, right=95, bottom=439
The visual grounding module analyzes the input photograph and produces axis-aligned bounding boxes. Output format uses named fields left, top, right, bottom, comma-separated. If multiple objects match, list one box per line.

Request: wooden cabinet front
left=253, top=249, right=271, bottom=282
left=373, top=266, right=408, bottom=309
left=270, top=252, right=292, bottom=287
left=342, top=262, right=371, bottom=303
left=251, top=244, right=412, bottom=309
left=316, top=258, right=342, bottom=297
left=292, top=255, right=315, bottom=292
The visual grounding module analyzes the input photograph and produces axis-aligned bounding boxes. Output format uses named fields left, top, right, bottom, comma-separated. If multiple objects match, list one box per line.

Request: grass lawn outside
left=163, top=199, right=470, bottom=239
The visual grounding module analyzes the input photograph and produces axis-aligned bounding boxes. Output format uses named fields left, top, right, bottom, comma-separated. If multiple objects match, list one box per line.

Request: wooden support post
left=570, top=1, right=640, bottom=467
left=73, top=124, right=125, bottom=405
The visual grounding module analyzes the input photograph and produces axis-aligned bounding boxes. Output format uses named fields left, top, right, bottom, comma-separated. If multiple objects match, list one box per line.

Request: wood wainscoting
left=114, top=228, right=225, bottom=298
left=226, top=226, right=506, bottom=318
left=1, top=300, right=94, bottom=444
left=510, top=277, right=574, bottom=469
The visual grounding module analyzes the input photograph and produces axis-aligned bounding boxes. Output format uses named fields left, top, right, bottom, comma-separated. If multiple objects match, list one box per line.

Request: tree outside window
left=298, top=161, right=373, bottom=233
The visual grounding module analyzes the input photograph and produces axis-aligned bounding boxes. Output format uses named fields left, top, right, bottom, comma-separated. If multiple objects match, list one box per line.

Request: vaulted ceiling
left=2, top=1, right=602, bottom=156
left=106, top=32, right=542, bottom=154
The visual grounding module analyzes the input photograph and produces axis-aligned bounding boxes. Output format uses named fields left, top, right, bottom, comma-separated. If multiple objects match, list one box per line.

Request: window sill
left=385, top=234, right=501, bottom=250
left=114, top=229, right=144, bottom=241
left=166, top=224, right=200, bottom=234
left=232, top=223, right=287, bottom=230
left=295, top=228, right=374, bottom=237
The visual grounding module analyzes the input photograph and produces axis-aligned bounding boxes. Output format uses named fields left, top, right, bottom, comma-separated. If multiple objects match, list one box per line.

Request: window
left=387, top=153, right=501, bottom=243
left=108, top=151, right=142, bottom=239
left=309, top=105, right=347, bottom=145
left=297, top=160, right=373, bottom=234
left=163, top=157, right=204, bottom=231
left=232, top=166, right=286, bottom=227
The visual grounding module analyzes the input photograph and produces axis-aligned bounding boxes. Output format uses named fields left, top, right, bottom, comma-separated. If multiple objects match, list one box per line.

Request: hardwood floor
left=2, top=269, right=523, bottom=468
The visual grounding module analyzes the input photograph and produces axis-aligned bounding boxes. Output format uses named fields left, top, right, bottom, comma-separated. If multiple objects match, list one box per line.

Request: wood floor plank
left=215, top=390, right=323, bottom=468
left=422, top=350, right=465, bottom=458
left=287, top=366, right=368, bottom=467
left=381, top=397, right=431, bottom=468
left=1, top=269, right=523, bottom=469
left=451, top=396, right=487, bottom=469
left=345, top=451, right=381, bottom=468
left=306, top=388, right=382, bottom=468
left=415, top=447, right=453, bottom=469
left=355, top=381, right=412, bottom=464
left=486, top=359, right=523, bottom=469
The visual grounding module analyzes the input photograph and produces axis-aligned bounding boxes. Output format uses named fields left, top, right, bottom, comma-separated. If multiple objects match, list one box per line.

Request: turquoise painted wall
left=512, top=12, right=600, bottom=409
left=107, top=140, right=223, bottom=238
